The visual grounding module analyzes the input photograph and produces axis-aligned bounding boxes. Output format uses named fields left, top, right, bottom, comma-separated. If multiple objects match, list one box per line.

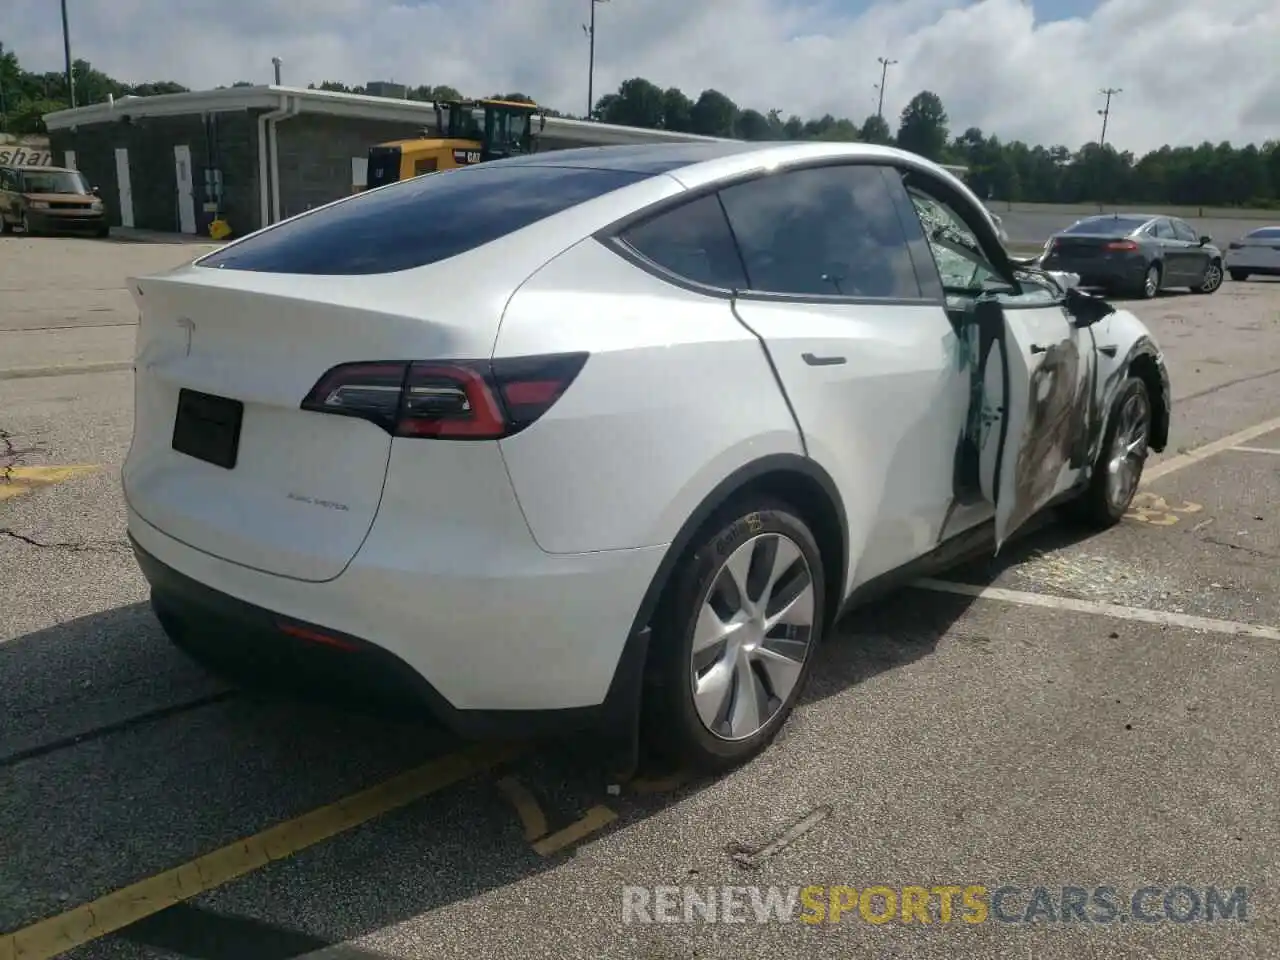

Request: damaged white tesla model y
left=122, top=141, right=1170, bottom=772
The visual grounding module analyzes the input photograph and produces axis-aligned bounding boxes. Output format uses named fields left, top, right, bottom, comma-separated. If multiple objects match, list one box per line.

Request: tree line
left=4, top=46, right=1278, bottom=209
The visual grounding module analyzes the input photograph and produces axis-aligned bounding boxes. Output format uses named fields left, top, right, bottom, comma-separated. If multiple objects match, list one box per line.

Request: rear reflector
left=278, top=622, right=360, bottom=651
left=300, top=353, right=588, bottom=440
left=1105, top=240, right=1138, bottom=251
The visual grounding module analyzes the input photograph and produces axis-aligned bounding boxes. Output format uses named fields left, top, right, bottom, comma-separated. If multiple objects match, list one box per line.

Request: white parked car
left=123, top=141, right=1171, bottom=772
left=1225, top=225, right=1280, bottom=281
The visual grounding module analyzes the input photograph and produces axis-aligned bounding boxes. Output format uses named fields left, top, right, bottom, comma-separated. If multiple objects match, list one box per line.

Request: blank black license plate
left=172, top=388, right=244, bottom=469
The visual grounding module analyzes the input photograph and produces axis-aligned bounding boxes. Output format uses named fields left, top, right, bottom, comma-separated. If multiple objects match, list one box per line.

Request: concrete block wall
left=273, top=114, right=427, bottom=220
left=48, top=112, right=260, bottom=236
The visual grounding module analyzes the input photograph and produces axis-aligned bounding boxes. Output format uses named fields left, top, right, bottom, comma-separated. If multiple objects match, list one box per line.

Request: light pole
left=61, top=0, right=76, bottom=108
left=0, top=42, right=8, bottom=131
left=1098, top=87, right=1121, bottom=148
left=875, top=56, right=897, bottom=120
left=583, top=0, right=609, bottom=120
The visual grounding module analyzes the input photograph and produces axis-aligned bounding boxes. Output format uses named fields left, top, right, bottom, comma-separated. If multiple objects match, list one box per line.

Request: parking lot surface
left=2, top=235, right=1279, bottom=959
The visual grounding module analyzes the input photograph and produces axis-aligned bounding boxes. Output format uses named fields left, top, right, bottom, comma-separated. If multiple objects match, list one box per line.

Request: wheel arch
left=1127, top=346, right=1170, bottom=452
left=624, top=454, right=849, bottom=642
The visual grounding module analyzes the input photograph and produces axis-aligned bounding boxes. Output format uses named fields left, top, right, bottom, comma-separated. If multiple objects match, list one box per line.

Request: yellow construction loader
left=363, top=98, right=546, bottom=190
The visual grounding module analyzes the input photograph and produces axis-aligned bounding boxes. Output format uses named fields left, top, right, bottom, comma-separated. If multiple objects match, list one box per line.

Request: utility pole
left=583, top=0, right=608, bottom=120
left=1097, top=87, right=1121, bottom=148
left=272, top=57, right=282, bottom=86
left=61, top=0, right=76, bottom=108
left=875, top=56, right=897, bottom=120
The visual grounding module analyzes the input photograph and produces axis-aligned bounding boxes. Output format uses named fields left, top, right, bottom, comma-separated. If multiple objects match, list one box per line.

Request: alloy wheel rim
left=1144, top=268, right=1158, bottom=297
left=1202, top=264, right=1222, bottom=292
left=1106, top=391, right=1151, bottom=510
left=690, top=532, right=816, bottom=742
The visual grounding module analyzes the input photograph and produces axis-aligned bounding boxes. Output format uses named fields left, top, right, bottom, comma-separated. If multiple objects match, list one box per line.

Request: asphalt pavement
left=2, top=235, right=1279, bottom=959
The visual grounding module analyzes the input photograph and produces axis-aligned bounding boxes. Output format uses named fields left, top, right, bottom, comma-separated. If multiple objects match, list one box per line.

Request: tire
left=95, top=225, right=111, bottom=239
left=1192, top=259, right=1223, bottom=294
left=1063, top=376, right=1152, bottom=529
left=20, top=213, right=37, bottom=237
left=0, top=217, right=11, bottom=235
left=1136, top=262, right=1161, bottom=299
left=642, top=496, right=826, bottom=773
left=1229, top=269, right=1249, bottom=282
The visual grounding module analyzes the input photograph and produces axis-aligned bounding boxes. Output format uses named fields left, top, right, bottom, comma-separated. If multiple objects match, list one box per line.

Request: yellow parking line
left=531, top=805, right=619, bottom=857
left=0, top=465, right=100, bottom=502
left=626, top=773, right=689, bottom=794
left=0, top=742, right=522, bottom=960
left=495, top=775, right=549, bottom=842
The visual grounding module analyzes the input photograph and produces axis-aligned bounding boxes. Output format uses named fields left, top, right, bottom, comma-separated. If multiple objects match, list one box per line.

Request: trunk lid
left=123, top=265, right=502, bottom=582
left=1048, top=234, right=1125, bottom=258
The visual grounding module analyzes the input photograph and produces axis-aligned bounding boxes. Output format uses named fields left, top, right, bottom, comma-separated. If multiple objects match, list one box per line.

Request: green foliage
left=4, top=44, right=1276, bottom=208
left=0, top=49, right=188, bottom=133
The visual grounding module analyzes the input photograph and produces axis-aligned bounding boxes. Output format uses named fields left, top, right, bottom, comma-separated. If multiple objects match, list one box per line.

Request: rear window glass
left=198, top=164, right=649, bottom=275
left=619, top=194, right=748, bottom=290
left=1062, top=217, right=1149, bottom=235
left=1247, top=227, right=1280, bottom=239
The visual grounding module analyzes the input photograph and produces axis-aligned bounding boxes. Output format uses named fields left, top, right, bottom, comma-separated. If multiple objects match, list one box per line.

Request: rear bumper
left=128, top=507, right=666, bottom=737
left=1041, top=256, right=1147, bottom=289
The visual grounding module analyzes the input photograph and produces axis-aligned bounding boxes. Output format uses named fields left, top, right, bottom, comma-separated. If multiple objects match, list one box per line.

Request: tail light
left=301, top=353, right=588, bottom=440
left=1105, top=240, right=1138, bottom=251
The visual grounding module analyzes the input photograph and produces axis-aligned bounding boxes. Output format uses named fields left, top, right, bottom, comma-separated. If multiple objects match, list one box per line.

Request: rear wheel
left=1229, top=269, right=1249, bottom=282
left=643, top=497, right=825, bottom=773
left=1136, top=263, right=1161, bottom=299
left=1063, top=376, right=1151, bottom=529
left=0, top=216, right=11, bottom=235
left=1193, top=259, right=1223, bottom=294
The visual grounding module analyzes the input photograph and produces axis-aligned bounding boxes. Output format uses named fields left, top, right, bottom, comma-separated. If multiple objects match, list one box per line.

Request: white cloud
left=6, top=0, right=1278, bottom=153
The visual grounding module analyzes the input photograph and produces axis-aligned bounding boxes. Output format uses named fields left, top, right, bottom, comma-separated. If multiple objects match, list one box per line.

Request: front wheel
left=1063, top=376, right=1152, bottom=529
left=643, top=497, right=825, bottom=773
left=1192, top=259, right=1223, bottom=294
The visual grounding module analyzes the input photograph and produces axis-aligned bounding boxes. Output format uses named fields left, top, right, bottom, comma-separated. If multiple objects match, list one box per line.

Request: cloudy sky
left=6, top=0, right=1277, bottom=154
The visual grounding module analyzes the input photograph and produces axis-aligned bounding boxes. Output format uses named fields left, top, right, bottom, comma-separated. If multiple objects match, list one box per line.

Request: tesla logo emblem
left=176, top=317, right=195, bottom=356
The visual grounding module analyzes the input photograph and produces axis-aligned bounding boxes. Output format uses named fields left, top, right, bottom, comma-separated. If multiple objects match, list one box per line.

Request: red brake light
left=1105, top=240, right=1138, bottom=251
left=300, top=353, right=588, bottom=440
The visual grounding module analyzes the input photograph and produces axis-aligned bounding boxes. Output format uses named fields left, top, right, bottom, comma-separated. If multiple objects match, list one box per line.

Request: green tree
left=896, top=91, right=949, bottom=160
left=661, top=87, right=694, bottom=131
left=859, top=113, right=892, bottom=145
left=689, top=89, right=738, bottom=137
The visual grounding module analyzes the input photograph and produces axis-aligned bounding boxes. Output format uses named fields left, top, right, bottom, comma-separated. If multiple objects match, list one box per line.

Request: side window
left=1153, top=219, right=1176, bottom=240
left=618, top=194, right=748, bottom=291
left=717, top=164, right=922, bottom=299
left=902, top=183, right=1000, bottom=293
left=1171, top=219, right=1198, bottom=243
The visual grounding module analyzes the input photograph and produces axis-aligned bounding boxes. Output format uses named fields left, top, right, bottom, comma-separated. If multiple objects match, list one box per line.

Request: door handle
left=1029, top=344, right=1048, bottom=355
left=802, top=353, right=846, bottom=366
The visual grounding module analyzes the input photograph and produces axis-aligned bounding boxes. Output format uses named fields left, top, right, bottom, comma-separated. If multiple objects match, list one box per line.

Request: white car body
left=122, top=140, right=1170, bottom=763
left=1224, top=225, right=1280, bottom=278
